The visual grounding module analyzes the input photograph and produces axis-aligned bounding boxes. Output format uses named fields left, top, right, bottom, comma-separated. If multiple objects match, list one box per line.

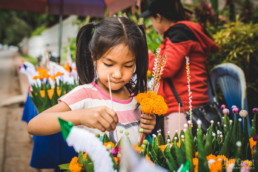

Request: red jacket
left=149, top=21, right=219, bottom=114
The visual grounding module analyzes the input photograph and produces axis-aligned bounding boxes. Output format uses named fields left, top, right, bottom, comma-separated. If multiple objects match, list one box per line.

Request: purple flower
left=253, top=136, right=258, bottom=141
left=220, top=104, right=226, bottom=110
left=231, top=105, right=237, bottom=109
left=252, top=108, right=258, bottom=114
left=232, top=107, right=239, bottom=114
left=111, top=148, right=118, bottom=156
left=223, top=108, right=230, bottom=115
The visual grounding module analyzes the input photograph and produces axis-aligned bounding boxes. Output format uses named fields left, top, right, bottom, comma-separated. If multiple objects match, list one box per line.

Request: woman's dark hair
left=151, top=0, right=187, bottom=22
left=76, top=17, right=148, bottom=96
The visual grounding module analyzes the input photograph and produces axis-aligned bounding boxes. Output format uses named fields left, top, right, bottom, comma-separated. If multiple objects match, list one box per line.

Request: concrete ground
left=0, top=50, right=37, bottom=172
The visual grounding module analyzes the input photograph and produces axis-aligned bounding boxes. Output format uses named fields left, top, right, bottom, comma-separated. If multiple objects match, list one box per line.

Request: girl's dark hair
left=76, top=17, right=148, bottom=95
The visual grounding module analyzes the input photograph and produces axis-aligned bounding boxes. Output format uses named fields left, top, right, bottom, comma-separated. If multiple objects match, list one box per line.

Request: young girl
left=28, top=17, right=156, bottom=144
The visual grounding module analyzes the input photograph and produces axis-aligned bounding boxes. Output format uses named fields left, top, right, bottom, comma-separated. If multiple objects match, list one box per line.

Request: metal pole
left=58, top=0, right=63, bottom=63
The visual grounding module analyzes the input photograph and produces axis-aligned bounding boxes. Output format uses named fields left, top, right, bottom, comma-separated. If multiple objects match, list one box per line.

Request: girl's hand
left=140, top=113, right=156, bottom=134
left=80, top=106, right=118, bottom=132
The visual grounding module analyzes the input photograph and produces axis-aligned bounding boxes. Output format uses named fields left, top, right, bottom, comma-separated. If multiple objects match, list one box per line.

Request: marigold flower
left=195, top=152, right=199, bottom=157
left=114, top=157, right=118, bottom=164
left=241, top=160, right=252, bottom=168
left=83, top=153, right=87, bottom=160
left=40, top=90, right=45, bottom=98
left=135, top=93, right=148, bottom=103
left=146, top=90, right=158, bottom=99
left=159, top=145, right=166, bottom=152
left=69, top=157, right=83, bottom=172
left=104, top=142, right=115, bottom=149
left=209, top=160, right=222, bottom=172
left=225, top=159, right=235, bottom=169
left=206, top=154, right=217, bottom=161
left=32, top=76, right=38, bottom=80
left=140, top=98, right=155, bottom=114
left=249, top=137, right=257, bottom=155
left=133, top=144, right=143, bottom=153
left=217, top=155, right=228, bottom=162
left=147, top=70, right=152, bottom=77
left=193, top=157, right=198, bottom=172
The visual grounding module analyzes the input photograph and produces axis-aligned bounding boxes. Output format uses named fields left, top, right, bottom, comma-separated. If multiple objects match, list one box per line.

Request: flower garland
left=185, top=56, right=192, bottom=124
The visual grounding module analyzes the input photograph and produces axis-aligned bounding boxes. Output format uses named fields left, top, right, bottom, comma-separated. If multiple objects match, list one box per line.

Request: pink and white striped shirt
left=59, top=82, right=141, bottom=144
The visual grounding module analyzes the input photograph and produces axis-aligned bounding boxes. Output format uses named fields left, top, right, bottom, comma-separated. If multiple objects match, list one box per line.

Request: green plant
left=208, top=17, right=258, bottom=116
left=22, top=55, right=37, bottom=66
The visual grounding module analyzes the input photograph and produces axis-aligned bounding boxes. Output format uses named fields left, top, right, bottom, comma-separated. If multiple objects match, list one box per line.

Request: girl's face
left=150, top=16, right=163, bottom=35
left=95, top=43, right=136, bottom=93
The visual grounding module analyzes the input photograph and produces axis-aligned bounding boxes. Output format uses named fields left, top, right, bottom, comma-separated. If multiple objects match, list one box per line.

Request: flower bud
left=223, top=108, right=230, bottom=115
left=239, top=110, right=248, bottom=118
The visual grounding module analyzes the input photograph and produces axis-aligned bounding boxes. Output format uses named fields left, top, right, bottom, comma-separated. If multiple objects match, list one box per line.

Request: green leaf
left=58, top=163, right=70, bottom=170
left=78, top=152, right=84, bottom=164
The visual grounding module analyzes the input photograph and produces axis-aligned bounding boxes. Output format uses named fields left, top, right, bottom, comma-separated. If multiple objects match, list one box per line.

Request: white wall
left=26, top=16, right=79, bottom=58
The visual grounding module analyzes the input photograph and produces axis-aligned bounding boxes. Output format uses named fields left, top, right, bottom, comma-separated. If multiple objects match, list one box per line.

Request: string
left=107, top=75, right=118, bottom=142
left=179, top=103, right=181, bottom=144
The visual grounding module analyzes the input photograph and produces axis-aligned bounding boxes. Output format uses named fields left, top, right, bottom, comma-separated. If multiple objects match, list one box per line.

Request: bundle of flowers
left=59, top=106, right=258, bottom=172
left=136, top=90, right=168, bottom=116
left=30, top=80, right=77, bottom=113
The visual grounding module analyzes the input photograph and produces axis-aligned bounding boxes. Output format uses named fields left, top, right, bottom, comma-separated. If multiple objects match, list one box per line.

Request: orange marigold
left=83, top=153, right=87, bottom=160
left=135, top=93, right=148, bottom=103
left=225, top=159, right=235, bottom=169
left=104, top=142, right=115, bottom=149
left=114, top=157, right=118, bottom=164
left=193, top=157, right=198, bottom=172
left=40, top=90, right=45, bottom=98
left=217, top=155, right=228, bottom=162
left=209, top=160, right=222, bottom=172
left=140, top=98, right=155, bottom=114
left=249, top=137, right=257, bottom=156
left=133, top=144, right=143, bottom=153
left=69, top=157, right=83, bottom=172
left=241, top=160, right=252, bottom=168
left=159, top=145, right=166, bottom=152
left=206, top=154, right=217, bottom=161
left=147, top=70, right=152, bottom=77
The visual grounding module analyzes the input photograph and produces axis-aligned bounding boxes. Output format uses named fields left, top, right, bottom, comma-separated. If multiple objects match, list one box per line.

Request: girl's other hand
left=140, top=113, right=156, bottom=134
left=80, top=106, right=118, bottom=132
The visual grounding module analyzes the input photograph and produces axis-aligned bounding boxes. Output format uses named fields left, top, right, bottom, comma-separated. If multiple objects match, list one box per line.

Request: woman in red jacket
left=140, top=0, right=219, bottom=138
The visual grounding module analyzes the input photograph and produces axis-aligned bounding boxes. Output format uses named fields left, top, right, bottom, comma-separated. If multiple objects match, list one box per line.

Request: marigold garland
left=69, top=157, right=83, bottom=172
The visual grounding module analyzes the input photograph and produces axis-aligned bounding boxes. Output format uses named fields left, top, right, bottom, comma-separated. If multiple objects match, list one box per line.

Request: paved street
left=0, top=50, right=37, bottom=172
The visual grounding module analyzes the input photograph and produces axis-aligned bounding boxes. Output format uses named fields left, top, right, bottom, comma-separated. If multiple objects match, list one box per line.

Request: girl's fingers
left=96, top=122, right=106, bottom=132
left=105, top=107, right=119, bottom=124
left=102, top=112, right=117, bottom=130
left=141, top=113, right=156, bottom=120
left=97, top=115, right=112, bottom=132
left=140, top=118, right=156, bottom=125
left=140, top=123, right=155, bottom=132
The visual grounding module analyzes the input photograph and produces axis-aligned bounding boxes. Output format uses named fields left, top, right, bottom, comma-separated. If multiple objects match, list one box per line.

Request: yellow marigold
left=209, top=160, right=222, bottom=172
left=225, top=159, right=235, bottom=169
left=147, top=70, right=152, bottom=77
left=140, top=98, right=155, bottom=114
left=64, top=64, right=71, bottom=72
left=32, top=76, right=38, bottom=80
left=104, top=142, right=115, bottom=149
left=133, top=144, right=143, bottom=153
left=206, top=154, right=217, bottom=161
left=217, top=155, right=228, bottom=162
left=159, top=145, right=166, bottom=152
left=83, top=153, right=87, bottom=160
left=48, top=89, right=54, bottom=100
left=193, top=157, right=198, bottom=172
left=50, top=75, right=56, bottom=81
left=57, top=87, right=61, bottom=96
left=55, top=71, right=64, bottom=76
left=241, top=160, right=252, bottom=168
left=40, top=90, right=45, bottom=98
left=146, top=90, right=158, bottom=99
left=69, top=157, right=83, bottom=172
left=152, top=101, right=168, bottom=116
left=195, top=152, right=199, bottom=157
left=249, top=137, right=257, bottom=156
left=114, top=157, right=118, bottom=164
left=145, top=155, right=155, bottom=166
left=135, top=93, right=148, bottom=103
left=176, top=142, right=180, bottom=147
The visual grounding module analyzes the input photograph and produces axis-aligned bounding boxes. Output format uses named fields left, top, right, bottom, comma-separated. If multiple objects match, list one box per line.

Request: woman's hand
left=79, top=106, right=119, bottom=132
left=140, top=113, right=156, bottom=134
